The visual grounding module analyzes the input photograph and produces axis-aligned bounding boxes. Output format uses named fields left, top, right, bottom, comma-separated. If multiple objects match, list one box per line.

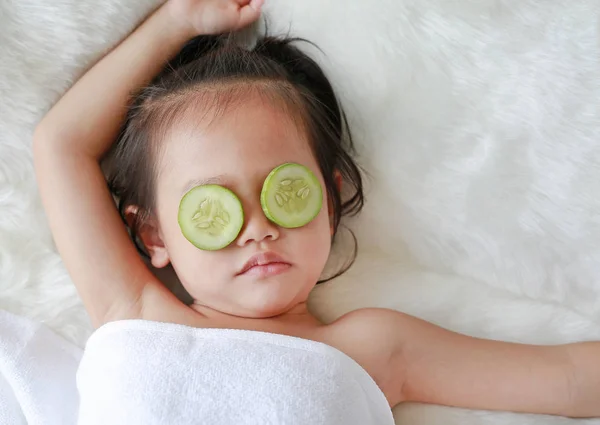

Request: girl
left=33, top=0, right=599, bottom=423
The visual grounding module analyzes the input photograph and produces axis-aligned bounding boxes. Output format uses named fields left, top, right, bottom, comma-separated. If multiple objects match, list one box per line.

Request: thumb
left=237, top=0, right=263, bottom=29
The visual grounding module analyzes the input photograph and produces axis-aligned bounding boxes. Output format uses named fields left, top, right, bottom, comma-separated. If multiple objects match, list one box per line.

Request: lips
left=237, top=252, right=291, bottom=277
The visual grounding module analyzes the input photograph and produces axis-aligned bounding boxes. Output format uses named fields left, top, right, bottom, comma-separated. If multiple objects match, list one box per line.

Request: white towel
left=77, top=320, right=395, bottom=425
left=0, top=309, right=82, bottom=425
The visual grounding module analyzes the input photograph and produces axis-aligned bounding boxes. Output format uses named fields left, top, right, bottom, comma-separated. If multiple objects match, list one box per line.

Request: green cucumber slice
left=260, top=163, right=323, bottom=229
left=178, top=185, right=243, bottom=251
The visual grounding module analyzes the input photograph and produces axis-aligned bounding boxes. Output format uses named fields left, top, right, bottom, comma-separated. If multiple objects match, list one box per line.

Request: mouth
left=237, top=252, right=291, bottom=278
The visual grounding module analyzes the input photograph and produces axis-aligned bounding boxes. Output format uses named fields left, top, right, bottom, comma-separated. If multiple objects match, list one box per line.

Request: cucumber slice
left=178, top=185, right=243, bottom=251
left=260, top=163, right=323, bottom=228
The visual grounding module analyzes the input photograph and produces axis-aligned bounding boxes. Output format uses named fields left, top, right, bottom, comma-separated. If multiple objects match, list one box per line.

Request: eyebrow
left=181, top=175, right=228, bottom=194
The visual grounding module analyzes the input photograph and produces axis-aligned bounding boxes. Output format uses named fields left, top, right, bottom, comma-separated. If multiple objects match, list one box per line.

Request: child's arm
left=339, top=308, right=598, bottom=417
left=390, top=310, right=599, bottom=417
left=33, top=0, right=262, bottom=327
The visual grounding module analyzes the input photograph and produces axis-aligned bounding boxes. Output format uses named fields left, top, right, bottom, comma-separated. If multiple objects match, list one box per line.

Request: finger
left=234, top=0, right=263, bottom=7
left=237, top=1, right=263, bottom=28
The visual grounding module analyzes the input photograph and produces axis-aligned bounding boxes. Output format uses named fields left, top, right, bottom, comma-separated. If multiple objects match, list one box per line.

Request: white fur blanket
left=1, top=0, right=599, bottom=423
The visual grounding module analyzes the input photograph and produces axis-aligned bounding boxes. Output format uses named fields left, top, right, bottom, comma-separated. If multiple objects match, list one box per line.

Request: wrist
left=563, top=342, right=600, bottom=417
left=154, top=2, right=202, bottom=43
left=161, top=1, right=207, bottom=40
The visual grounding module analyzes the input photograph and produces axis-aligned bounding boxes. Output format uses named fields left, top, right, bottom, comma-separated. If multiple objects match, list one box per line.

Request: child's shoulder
left=331, top=307, right=404, bottom=337
left=325, top=308, right=406, bottom=407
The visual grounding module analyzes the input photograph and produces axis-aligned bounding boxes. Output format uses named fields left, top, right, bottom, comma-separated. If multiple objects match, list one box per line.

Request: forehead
left=157, top=90, right=316, bottom=192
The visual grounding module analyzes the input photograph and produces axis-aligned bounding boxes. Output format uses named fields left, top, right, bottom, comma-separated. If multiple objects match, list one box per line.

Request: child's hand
left=169, top=0, right=264, bottom=35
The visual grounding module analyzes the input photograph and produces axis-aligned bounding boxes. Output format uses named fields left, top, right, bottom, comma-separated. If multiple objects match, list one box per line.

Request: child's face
left=149, top=92, right=332, bottom=318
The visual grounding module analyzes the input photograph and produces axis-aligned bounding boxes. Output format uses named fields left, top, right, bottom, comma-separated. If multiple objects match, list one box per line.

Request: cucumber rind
left=260, top=163, right=323, bottom=229
left=178, top=185, right=244, bottom=251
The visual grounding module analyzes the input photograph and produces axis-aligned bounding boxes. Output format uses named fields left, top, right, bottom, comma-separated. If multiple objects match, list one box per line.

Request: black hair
left=106, top=33, right=364, bottom=284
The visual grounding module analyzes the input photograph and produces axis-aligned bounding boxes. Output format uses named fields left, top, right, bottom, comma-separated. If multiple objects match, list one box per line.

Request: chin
left=239, top=291, right=304, bottom=319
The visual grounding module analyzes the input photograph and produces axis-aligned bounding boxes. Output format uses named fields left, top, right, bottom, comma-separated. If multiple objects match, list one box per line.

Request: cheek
left=160, top=211, right=224, bottom=280
left=297, top=212, right=332, bottom=271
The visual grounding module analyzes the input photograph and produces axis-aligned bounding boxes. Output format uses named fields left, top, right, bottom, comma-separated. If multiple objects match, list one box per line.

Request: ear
left=125, top=206, right=171, bottom=269
left=328, top=170, right=343, bottom=236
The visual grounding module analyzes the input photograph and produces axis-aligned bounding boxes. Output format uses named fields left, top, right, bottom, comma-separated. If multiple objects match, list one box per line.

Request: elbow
left=32, top=122, right=81, bottom=164
left=33, top=113, right=78, bottom=156
left=32, top=124, right=52, bottom=169
left=32, top=117, right=64, bottom=147
left=32, top=122, right=58, bottom=161
left=31, top=123, right=76, bottom=184
left=32, top=125, right=57, bottom=189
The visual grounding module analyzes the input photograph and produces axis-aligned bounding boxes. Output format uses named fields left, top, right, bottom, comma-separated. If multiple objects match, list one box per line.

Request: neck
left=191, top=302, right=323, bottom=330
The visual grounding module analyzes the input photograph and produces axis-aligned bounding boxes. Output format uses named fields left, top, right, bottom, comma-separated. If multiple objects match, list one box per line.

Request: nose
left=236, top=201, right=280, bottom=247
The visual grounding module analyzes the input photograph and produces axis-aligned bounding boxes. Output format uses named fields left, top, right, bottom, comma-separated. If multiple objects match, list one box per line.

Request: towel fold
left=77, top=319, right=394, bottom=425
left=0, top=309, right=82, bottom=425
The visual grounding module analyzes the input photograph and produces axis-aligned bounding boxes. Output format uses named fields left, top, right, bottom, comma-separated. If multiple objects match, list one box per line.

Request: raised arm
left=33, top=0, right=263, bottom=327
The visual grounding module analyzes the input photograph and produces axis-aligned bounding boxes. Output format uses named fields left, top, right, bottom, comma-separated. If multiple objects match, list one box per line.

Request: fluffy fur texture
left=0, top=0, right=599, bottom=423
